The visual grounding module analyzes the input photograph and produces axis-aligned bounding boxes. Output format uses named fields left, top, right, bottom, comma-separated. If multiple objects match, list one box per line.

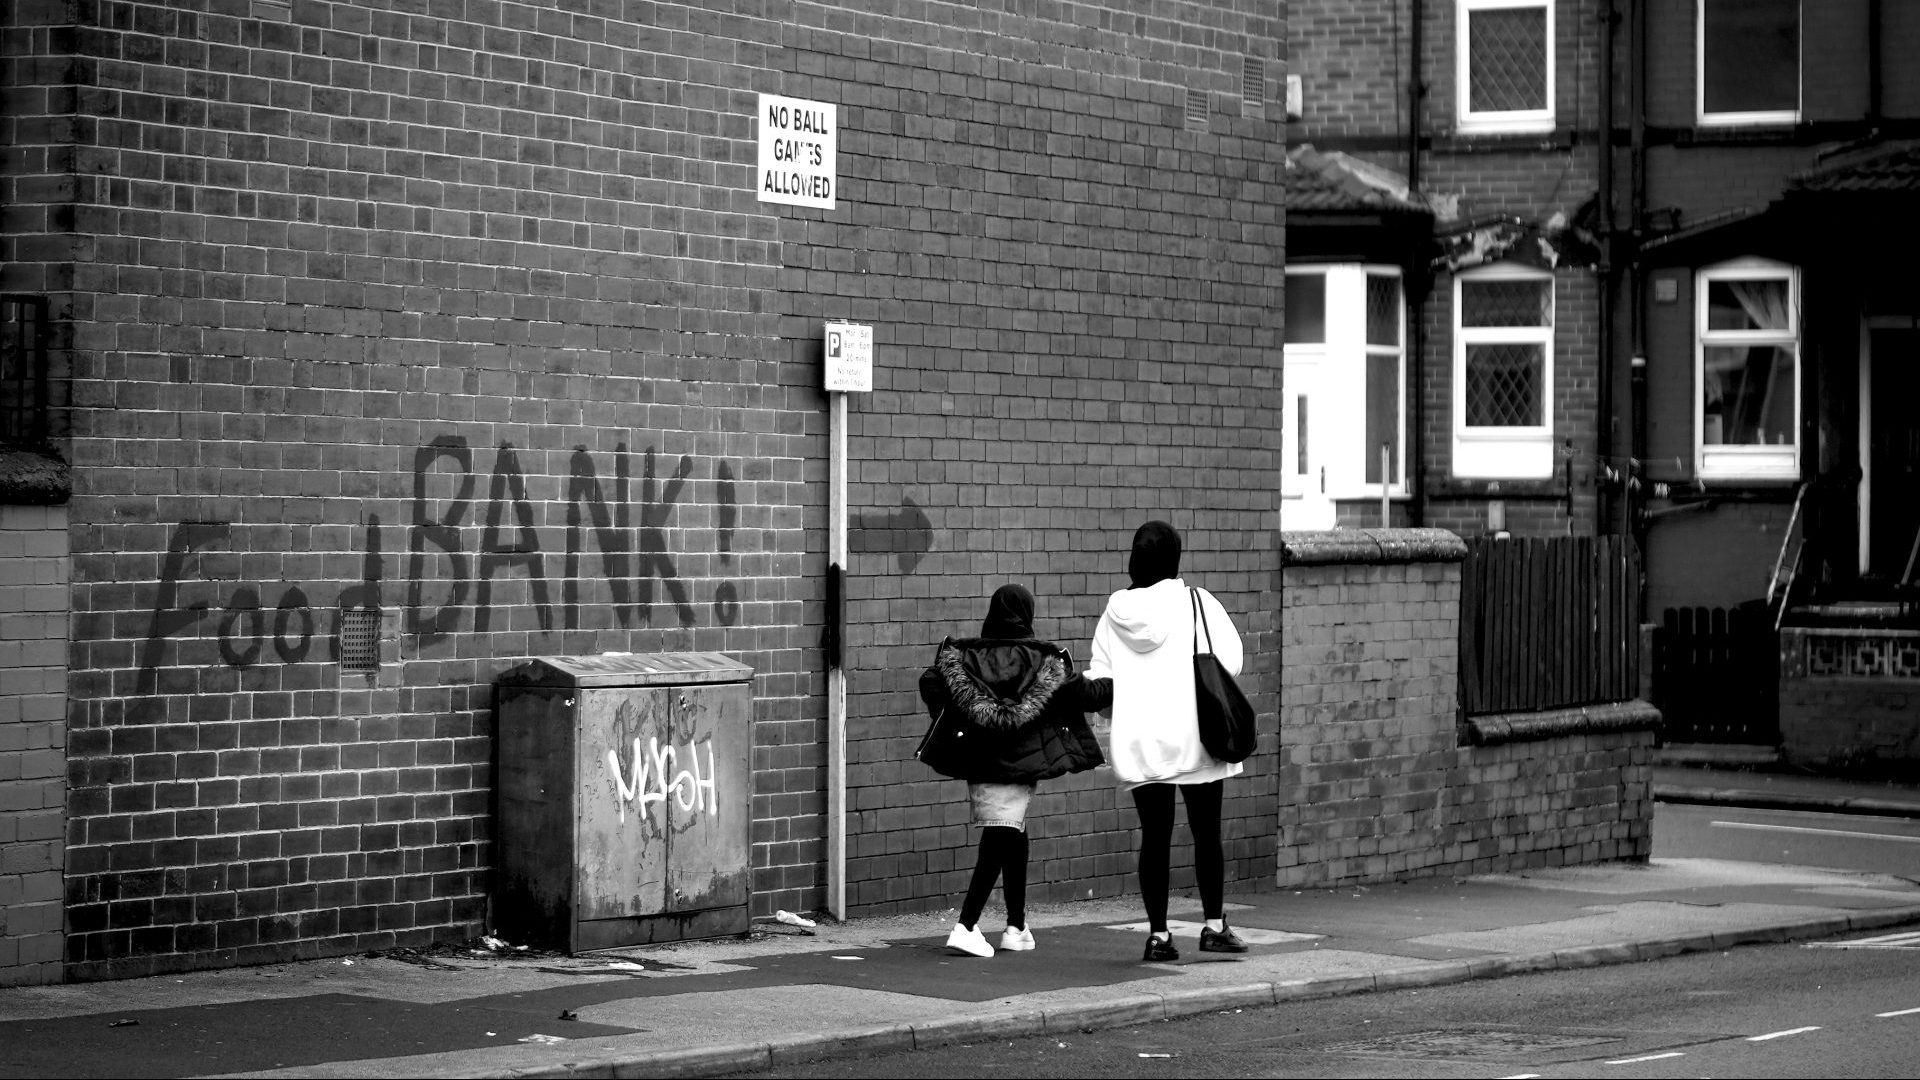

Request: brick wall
left=11, top=0, right=1284, bottom=978
left=1779, top=629, right=1920, bottom=778
left=1644, top=145, right=1812, bottom=224
left=1288, top=0, right=1408, bottom=138
left=1277, top=530, right=1653, bottom=888
left=812, top=0, right=1289, bottom=914
left=1, top=503, right=68, bottom=986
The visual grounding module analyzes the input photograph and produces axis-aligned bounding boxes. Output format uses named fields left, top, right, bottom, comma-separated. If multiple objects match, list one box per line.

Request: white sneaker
left=998, top=925, right=1035, bottom=952
left=945, top=922, right=994, bottom=957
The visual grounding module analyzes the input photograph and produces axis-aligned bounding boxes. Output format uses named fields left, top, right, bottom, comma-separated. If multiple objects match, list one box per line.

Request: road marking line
left=1497, top=1074, right=1542, bottom=1078
left=1876, top=1006, right=1920, bottom=1018
left=1710, top=820, right=1920, bottom=843
left=1606, top=1052, right=1685, bottom=1064
left=1807, top=931, right=1920, bottom=950
left=1747, top=1026, right=1820, bottom=1041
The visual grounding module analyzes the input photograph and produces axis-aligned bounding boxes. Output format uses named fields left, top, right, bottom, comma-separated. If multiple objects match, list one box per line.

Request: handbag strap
left=1190, top=587, right=1215, bottom=656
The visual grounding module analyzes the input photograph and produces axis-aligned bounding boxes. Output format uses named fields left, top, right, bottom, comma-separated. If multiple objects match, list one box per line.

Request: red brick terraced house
left=1287, top=1, right=1920, bottom=776
left=1622, top=0, right=1920, bottom=772
left=1285, top=0, right=1611, bottom=539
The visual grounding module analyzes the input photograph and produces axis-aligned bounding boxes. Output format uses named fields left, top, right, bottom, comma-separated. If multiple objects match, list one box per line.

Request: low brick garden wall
left=1276, top=529, right=1658, bottom=888
left=1779, top=627, right=1920, bottom=778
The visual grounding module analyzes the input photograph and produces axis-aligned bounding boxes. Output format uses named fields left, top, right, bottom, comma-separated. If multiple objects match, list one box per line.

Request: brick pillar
left=1, top=502, right=68, bottom=985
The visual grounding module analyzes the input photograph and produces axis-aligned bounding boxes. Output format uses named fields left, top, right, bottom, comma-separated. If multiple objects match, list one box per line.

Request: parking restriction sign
left=824, top=322, right=872, bottom=392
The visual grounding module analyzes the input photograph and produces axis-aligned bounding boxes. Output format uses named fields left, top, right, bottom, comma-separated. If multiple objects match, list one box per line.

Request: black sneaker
left=1142, top=933, right=1179, bottom=962
left=1199, top=925, right=1249, bottom=953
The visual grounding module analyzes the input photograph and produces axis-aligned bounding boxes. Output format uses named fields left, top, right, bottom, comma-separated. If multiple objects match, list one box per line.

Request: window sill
left=1452, top=435, right=1556, bottom=482
left=1690, top=475, right=1801, bottom=492
left=1426, top=476, right=1564, bottom=499
left=1435, top=127, right=1573, bottom=154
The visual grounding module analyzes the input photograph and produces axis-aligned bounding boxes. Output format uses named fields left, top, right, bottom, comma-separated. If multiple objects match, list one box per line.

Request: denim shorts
left=967, top=782, right=1034, bottom=831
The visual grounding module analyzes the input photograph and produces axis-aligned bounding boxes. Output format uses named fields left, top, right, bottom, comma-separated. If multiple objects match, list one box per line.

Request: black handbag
left=1191, top=587, right=1255, bottom=764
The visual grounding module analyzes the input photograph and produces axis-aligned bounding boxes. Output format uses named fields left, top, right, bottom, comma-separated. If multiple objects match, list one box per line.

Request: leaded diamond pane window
left=1461, top=278, right=1551, bottom=328
left=1468, top=6, right=1547, bottom=113
left=1453, top=265, right=1555, bottom=479
left=1465, top=343, right=1544, bottom=427
left=1366, top=274, right=1401, bottom=346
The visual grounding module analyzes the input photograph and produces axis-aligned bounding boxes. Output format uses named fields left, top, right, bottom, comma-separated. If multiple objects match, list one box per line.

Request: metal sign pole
left=827, top=388, right=848, bottom=921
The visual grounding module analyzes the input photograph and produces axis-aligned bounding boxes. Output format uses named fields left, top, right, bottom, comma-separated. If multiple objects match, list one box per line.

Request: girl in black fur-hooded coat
left=917, top=584, right=1108, bottom=958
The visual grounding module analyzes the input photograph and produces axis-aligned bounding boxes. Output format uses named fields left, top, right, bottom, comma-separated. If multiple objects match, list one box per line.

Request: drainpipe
left=1628, top=0, right=1649, bottom=608
left=1597, top=0, right=1617, bottom=536
left=1408, top=0, right=1424, bottom=193
left=1869, top=0, right=1883, bottom=125
left=1408, top=0, right=1426, bottom=525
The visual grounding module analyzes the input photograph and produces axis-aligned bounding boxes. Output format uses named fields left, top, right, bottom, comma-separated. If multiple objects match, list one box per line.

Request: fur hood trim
left=935, top=641, right=1068, bottom=731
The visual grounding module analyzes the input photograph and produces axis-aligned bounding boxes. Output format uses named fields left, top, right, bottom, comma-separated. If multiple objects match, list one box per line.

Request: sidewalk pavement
left=4, top=766, right=1918, bottom=1080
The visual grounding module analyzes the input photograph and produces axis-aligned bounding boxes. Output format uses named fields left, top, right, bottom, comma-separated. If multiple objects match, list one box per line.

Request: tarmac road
left=730, top=922, right=1920, bottom=1079
left=1654, top=802, right=1920, bottom=877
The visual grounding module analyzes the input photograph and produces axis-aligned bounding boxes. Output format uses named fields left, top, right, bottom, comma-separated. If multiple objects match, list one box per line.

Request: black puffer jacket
left=916, top=637, right=1109, bottom=783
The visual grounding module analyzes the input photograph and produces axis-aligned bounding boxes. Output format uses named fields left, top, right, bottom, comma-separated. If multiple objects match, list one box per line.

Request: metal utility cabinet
left=493, top=652, right=753, bottom=952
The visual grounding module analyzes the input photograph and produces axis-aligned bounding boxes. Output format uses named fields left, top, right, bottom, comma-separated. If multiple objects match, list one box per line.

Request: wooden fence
left=1460, top=535, right=1642, bottom=716
left=1650, top=603, right=1779, bottom=744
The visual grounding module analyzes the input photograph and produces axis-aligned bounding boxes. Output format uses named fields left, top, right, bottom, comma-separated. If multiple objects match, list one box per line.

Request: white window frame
left=1695, top=258, right=1800, bottom=482
left=1456, top=0, right=1555, bottom=136
left=1696, top=0, right=1800, bottom=127
left=1283, top=264, right=1408, bottom=502
left=1452, top=263, right=1555, bottom=480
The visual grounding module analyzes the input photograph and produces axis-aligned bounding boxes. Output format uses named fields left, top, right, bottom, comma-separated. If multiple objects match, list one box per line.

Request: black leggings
left=1130, top=781, right=1225, bottom=933
left=959, top=826, right=1028, bottom=930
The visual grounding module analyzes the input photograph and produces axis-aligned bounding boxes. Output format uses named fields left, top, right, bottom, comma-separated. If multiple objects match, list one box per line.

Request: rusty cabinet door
left=573, top=681, right=749, bottom=925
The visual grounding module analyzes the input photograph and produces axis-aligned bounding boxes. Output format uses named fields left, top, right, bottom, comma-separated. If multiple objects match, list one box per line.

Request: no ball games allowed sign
left=758, top=93, right=836, bottom=209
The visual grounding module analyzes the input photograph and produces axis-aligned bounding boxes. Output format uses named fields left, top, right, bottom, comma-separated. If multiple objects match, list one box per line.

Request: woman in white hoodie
left=1087, top=520, right=1249, bottom=962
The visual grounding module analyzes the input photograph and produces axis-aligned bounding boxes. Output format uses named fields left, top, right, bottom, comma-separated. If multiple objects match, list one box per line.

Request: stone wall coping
left=1782, top=625, right=1920, bottom=638
left=1465, top=699, right=1663, bottom=746
left=0, top=448, right=69, bottom=505
left=1280, top=528, right=1467, bottom=566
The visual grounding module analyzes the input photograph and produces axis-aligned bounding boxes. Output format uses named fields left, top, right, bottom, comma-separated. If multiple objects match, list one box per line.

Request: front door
left=1281, top=351, right=1336, bottom=530
left=1867, top=328, right=1920, bottom=580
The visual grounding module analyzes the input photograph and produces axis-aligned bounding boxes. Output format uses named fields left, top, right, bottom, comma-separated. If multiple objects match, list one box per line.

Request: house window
left=1698, top=0, right=1799, bottom=126
left=1697, top=259, right=1798, bottom=481
left=1456, top=0, right=1554, bottom=135
left=1364, top=273, right=1404, bottom=485
left=1283, top=265, right=1407, bottom=505
left=1453, top=265, right=1554, bottom=479
left=0, top=296, right=51, bottom=447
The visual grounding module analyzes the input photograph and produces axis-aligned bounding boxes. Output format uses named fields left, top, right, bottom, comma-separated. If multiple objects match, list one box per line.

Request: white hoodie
left=1086, top=577, right=1245, bottom=787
